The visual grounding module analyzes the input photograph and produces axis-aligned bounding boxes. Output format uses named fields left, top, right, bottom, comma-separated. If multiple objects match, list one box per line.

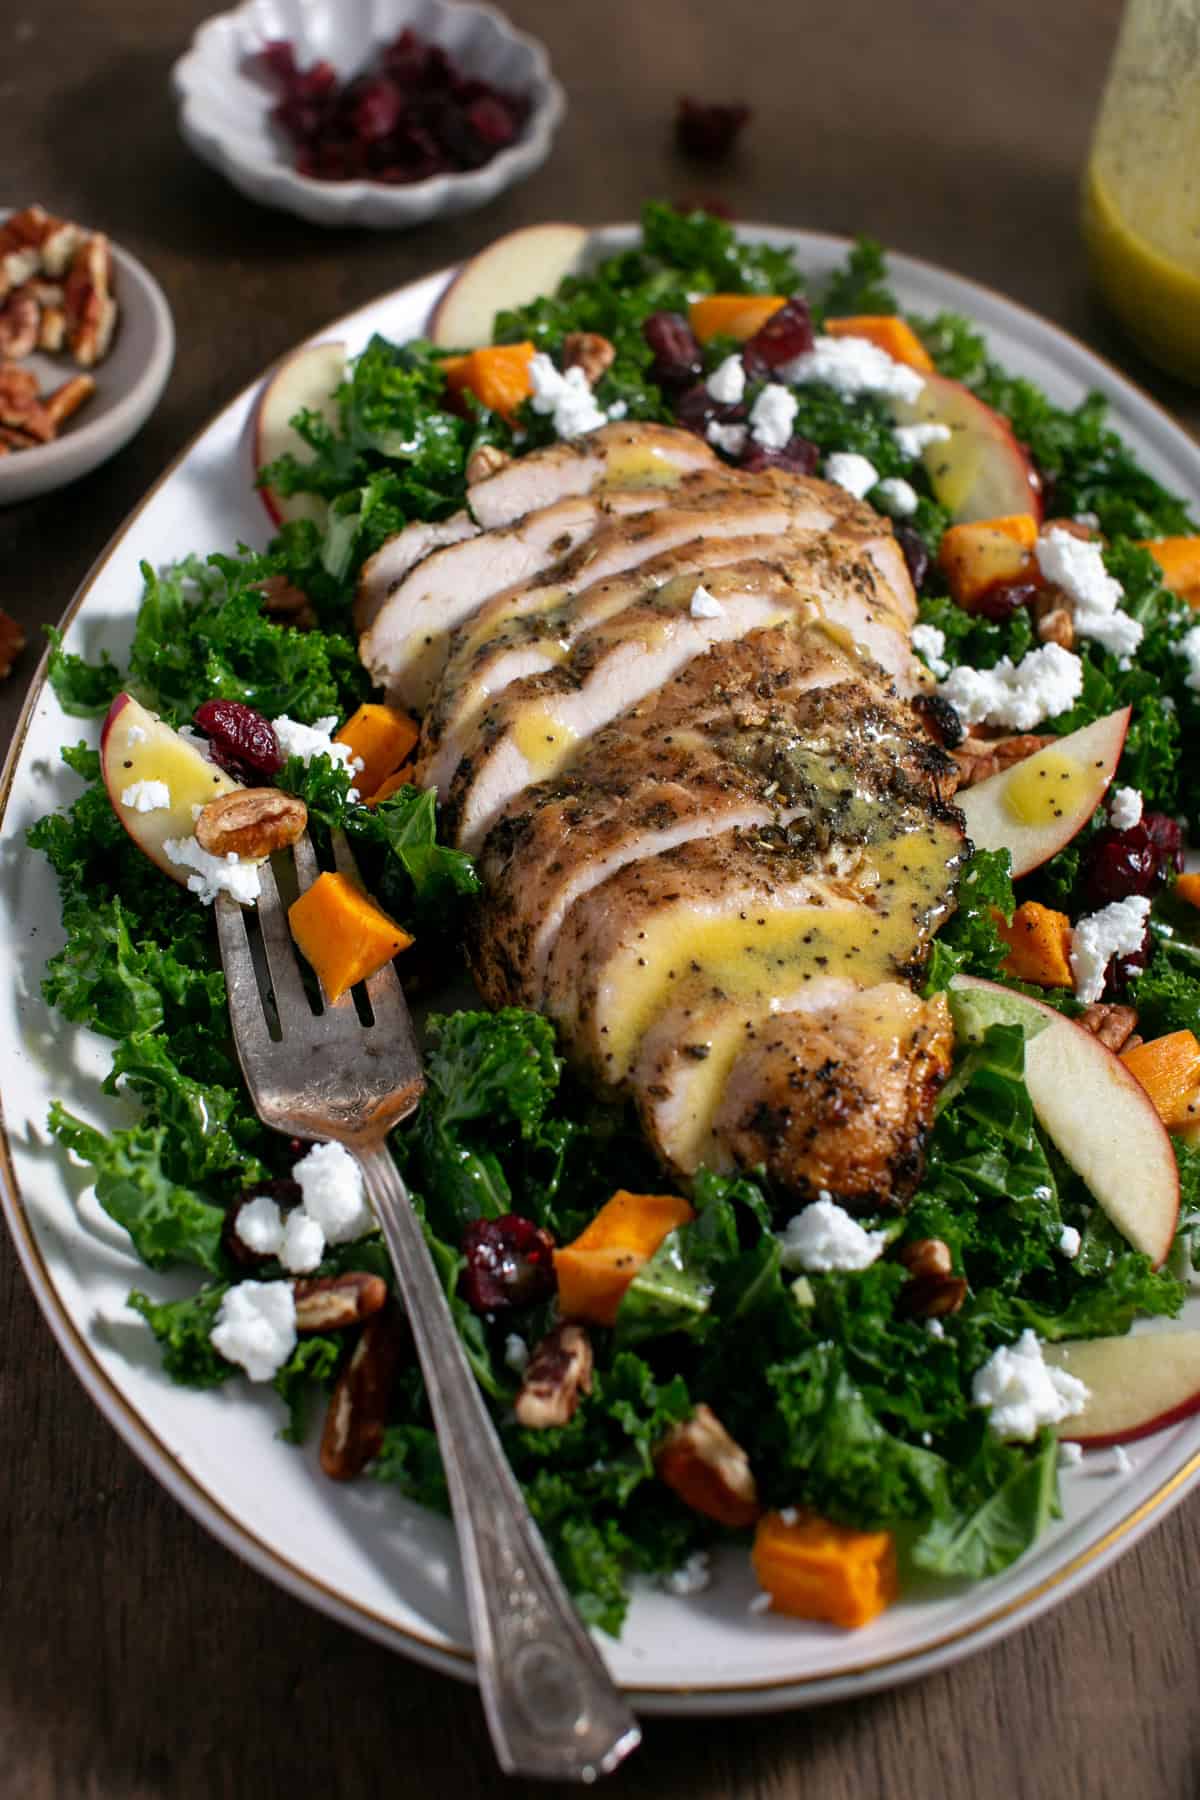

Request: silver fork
left=214, top=828, right=640, bottom=1783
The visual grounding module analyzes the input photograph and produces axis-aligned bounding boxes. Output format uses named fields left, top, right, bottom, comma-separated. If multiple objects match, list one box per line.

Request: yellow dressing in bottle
left=1002, top=747, right=1091, bottom=827
left=1082, top=0, right=1200, bottom=383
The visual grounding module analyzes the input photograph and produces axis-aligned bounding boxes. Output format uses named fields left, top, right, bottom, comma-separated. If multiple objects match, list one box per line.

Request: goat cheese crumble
left=778, top=334, right=925, bottom=403
left=661, top=1551, right=712, bottom=1596
left=893, top=420, right=951, bottom=458
left=938, top=642, right=1084, bottom=731
left=292, top=1140, right=374, bottom=1244
left=162, top=836, right=263, bottom=906
left=1108, top=785, right=1143, bottom=830
left=1035, top=527, right=1143, bottom=659
left=125, top=723, right=148, bottom=745
left=779, top=1197, right=888, bottom=1273
left=528, top=351, right=609, bottom=438
left=1058, top=1440, right=1084, bottom=1468
left=873, top=475, right=919, bottom=517
left=280, top=1208, right=326, bottom=1275
left=972, top=1330, right=1089, bottom=1441
left=271, top=715, right=362, bottom=791
left=1111, top=1444, right=1133, bottom=1476
left=705, top=354, right=746, bottom=404
left=1175, top=624, right=1200, bottom=692
left=234, top=1193, right=286, bottom=1257
left=1058, top=1224, right=1082, bottom=1260
left=748, top=382, right=797, bottom=450
left=689, top=584, right=724, bottom=619
left=823, top=451, right=879, bottom=499
left=911, top=622, right=949, bottom=679
left=706, top=420, right=748, bottom=457
left=210, top=1281, right=297, bottom=1382
left=1070, top=895, right=1151, bottom=1004
left=504, top=1333, right=530, bottom=1375
left=120, top=779, right=171, bottom=813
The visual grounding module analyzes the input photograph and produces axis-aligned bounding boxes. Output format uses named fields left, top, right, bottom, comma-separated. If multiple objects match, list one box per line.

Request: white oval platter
left=1, top=226, right=1198, bottom=1716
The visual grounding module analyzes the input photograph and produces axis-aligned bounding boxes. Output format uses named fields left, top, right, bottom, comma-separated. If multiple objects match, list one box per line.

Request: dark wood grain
left=3, top=1, right=1199, bottom=1794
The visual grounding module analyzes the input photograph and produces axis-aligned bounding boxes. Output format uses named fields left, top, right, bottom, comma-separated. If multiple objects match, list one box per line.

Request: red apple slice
left=891, top=371, right=1042, bottom=523
left=254, top=340, right=347, bottom=528
left=428, top=223, right=589, bottom=349
left=1045, top=1332, right=1200, bottom=1445
left=957, top=707, right=1130, bottom=878
left=101, top=692, right=242, bottom=882
left=949, top=975, right=1180, bottom=1266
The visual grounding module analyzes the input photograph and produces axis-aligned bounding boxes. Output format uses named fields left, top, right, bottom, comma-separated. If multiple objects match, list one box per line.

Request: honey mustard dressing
left=592, top=818, right=961, bottom=1080
left=602, top=444, right=686, bottom=488
left=511, top=705, right=580, bottom=777
left=1002, top=746, right=1093, bottom=827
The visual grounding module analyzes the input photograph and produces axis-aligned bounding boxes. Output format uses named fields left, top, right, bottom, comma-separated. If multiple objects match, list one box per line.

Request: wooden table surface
left=3, top=1, right=1199, bottom=1794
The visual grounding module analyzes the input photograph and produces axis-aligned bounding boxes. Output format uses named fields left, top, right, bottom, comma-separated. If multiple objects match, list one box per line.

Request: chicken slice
left=354, top=509, right=477, bottom=635
left=709, top=984, right=954, bottom=1207
left=466, top=420, right=717, bottom=529
left=471, top=627, right=956, bottom=1005
left=635, top=981, right=953, bottom=1209
left=419, top=476, right=907, bottom=794
left=538, top=815, right=961, bottom=1087
left=442, top=528, right=924, bottom=852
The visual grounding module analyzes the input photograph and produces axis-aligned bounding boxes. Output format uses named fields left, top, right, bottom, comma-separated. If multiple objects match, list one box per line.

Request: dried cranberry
left=740, top=437, right=819, bottom=476
left=466, top=96, right=518, bottom=148
left=460, top=1215, right=556, bottom=1314
left=671, top=381, right=746, bottom=439
left=349, top=77, right=404, bottom=142
left=895, top=524, right=930, bottom=592
left=675, top=96, right=752, bottom=160
left=224, top=1178, right=303, bottom=1270
left=194, top=699, right=284, bottom=782
left=1107, top=927, right=1152, bottom=999
left=1143, top=811, right=1185, bottom=878
left=971, top=577, right=1040, bottom=623
left=642, top=311, right=703, bottom=389
left=741, top=295, right=814, bottom=377
left=1079, top=825, right=1159, bottom=909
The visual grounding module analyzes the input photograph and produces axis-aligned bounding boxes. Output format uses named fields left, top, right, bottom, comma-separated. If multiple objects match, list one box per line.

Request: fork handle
left=355, top=1142, right=641, bottom=1783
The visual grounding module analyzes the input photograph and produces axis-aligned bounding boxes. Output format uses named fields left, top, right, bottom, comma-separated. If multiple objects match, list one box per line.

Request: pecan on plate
left=1036, top=605, right=1075, bottom=650
left=253, top=573, right=317, bottom=631
left=514, top=1322, right=594, bottom=1428
left=561, top=331, right=616, bottom=387
left=293, top=1271, right=388, bottom=1333
left=654, top=1403, right=760, bottom=1527
left=194, top=788, right=308, bottom=859
left=0, top=610, right=26, bottom=678
left=896, top=1238, right=967, bottom=1320
left=951, top=733, right=1055, bottom=790
left=320, top=1302, right=407, bottom=1480
left=1079, top=1003, right=1139, bottom=1054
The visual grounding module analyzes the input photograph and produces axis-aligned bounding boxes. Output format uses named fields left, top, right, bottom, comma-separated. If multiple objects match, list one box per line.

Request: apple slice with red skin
left=957, top=707, right=1130, bottom=878
left=254, top=341, right=347, bottom=528
left=101, top=692, right=242, bottom=883
left=949, top=975, right=1180, bottom=1267
left=428, top=223, right=589, bottom=350
left=891, top=371, right=1042, bottom=524
left=1045, top=1332, right=1200, bottom=1446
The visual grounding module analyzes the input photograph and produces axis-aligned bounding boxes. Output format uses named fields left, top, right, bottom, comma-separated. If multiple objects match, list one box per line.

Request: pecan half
left=194, top=787, right=307, bottom=858
left=952, top=732, right=1055, bottom=790
left=64, top=234, right=117, bottom=368
left=514, top=1322, right=593, bottom=1428
left=561, top=331, right=616, bottom=386
left=0, top=290, right=40, bottom=360
left=253, top=573, right=317, bottom=630
left=37, top=306, right=66, bottom=353
left=654, top=1403, right=760, bottom=1528
left=1080, top=1002, right=1139, bottom=1054
left=320, top=1302, right=407, bottom=1480
left=465, top=442, right=512, bottom=484
left=0, top=610, right=26, bottom=678
left=293, top=1271, right=388, bottom=1333
left=1036, top=605, right=1075, bottom=650
left=897, top=1238, right=966, bottom=1319
left=43, top=373, right=95, bottom=429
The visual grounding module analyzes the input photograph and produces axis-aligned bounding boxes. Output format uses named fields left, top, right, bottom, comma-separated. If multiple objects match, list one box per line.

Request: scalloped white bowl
left=170, top=0, right=566, bottom=229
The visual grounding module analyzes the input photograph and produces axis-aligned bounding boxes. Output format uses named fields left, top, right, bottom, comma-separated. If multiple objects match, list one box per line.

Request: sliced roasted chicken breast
left=354, top=509, right=478, bottom=636
left=465, top=420, right=717, bottom=529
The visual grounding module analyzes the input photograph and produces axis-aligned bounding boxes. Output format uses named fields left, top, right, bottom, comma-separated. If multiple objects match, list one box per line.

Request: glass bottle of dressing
left=1082, top=0, right=1200, bottom=383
